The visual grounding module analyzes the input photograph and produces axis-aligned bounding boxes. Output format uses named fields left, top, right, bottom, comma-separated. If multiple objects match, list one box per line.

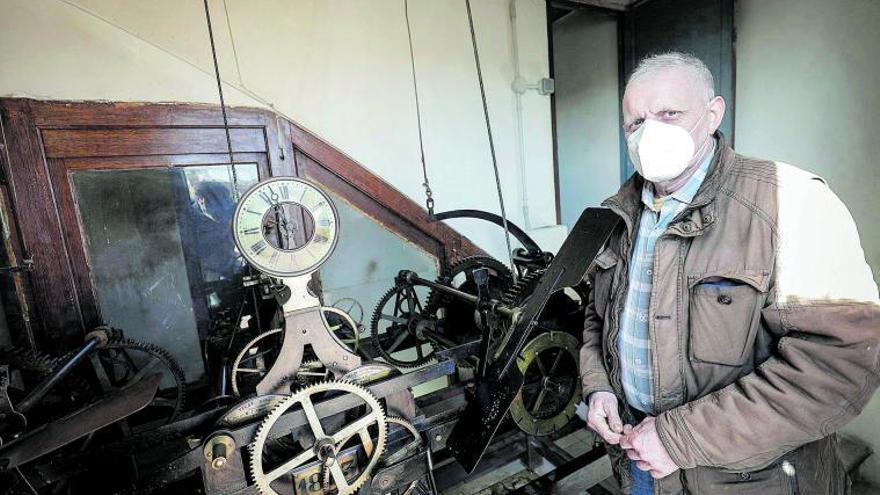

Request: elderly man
left=580, top=52, right=880, bottom=494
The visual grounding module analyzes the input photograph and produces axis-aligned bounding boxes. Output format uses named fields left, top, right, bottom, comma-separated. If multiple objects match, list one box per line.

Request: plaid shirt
left=617, top=150, right=714, bottom=414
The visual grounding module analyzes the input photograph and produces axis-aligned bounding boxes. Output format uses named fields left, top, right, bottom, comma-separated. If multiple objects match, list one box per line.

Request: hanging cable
left=203, top=0, right=240, bottom=201
left=404, top=0, right=434, bottom=218
left=464, top=0, right=517, bottom=280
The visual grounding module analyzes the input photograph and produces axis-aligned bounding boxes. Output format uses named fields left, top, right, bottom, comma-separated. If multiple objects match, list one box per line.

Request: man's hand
left=620, top=416, right=679, bottom=479
left=586, top=391, right=625, bottom=444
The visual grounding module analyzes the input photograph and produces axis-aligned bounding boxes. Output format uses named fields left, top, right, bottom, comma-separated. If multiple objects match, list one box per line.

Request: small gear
left=248, top=380, right=387, bottom=495
left=296, top=359, right=331, bottom=386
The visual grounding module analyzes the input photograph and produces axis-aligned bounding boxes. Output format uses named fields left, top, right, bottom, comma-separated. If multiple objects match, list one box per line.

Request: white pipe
left=509, top=0, right=532, bottom=230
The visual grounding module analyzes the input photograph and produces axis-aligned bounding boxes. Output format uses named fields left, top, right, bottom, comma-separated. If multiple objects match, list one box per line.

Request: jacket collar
left=603, top=131, right=735, bottom=238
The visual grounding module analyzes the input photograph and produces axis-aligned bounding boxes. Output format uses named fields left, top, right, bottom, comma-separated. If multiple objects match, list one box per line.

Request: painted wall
left=0, top=0, right=562, bottom=260
left=735, top=0, right=880, bottom=483
left=553, top=9, right=621, bottom=229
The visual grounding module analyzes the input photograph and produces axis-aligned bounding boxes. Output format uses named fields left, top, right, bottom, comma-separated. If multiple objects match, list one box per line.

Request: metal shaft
left=402, top=271, right=515, bottom=318
left=17, top=336, right=101, bottom=414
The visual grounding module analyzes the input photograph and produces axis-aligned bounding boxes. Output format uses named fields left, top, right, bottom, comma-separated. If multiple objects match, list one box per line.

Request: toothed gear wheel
left=296, top=359, right=331, bottom=386
left=381, top=416, right=422, bottom=466
left=249, top=380, right=387, bottom=495
left=98, top=337, right=187, bottom=424
left=370, top=285, right=438, bottom=369
left=231, top=328, right=284, bottom=397
left=423, top=256, right=514, bottom=351
left=500, top=269, right=545, bottom=307
left=0, top=347, right=93, bottom=427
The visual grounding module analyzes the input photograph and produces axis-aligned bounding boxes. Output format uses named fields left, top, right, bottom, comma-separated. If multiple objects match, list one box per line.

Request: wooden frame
left=0, top=98, right=481, bottom=351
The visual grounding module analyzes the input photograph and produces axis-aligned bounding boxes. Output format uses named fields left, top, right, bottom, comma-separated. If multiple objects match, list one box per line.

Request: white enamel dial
left=232, top=177, right=339, bottom=277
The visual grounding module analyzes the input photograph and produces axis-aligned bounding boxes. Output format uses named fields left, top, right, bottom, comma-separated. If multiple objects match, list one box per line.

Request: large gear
left=96, top=337, right=188, bottom=424
left=369, top=285, right=438, bottom=369
left=248, top=380, right=387, bottom=495
left=508, top=332, right=581, bottom=436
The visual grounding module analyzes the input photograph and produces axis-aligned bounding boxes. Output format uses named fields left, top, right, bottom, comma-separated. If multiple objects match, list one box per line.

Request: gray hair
left=627, top=52, right=716, bottom=102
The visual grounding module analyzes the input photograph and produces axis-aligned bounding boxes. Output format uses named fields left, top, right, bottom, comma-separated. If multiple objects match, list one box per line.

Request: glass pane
left=318, top=190, right=439, bottom=338
left=71, top=164, right=258, bottom=382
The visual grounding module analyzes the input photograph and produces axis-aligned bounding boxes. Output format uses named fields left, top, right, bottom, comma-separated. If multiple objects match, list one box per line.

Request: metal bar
left=18, top=335, right=100, bottom=413
left=506, top=445, right=607, bottom=494
left=0, top=373, right=161, bottom=470
left=404, top=272, right=515, bottom=318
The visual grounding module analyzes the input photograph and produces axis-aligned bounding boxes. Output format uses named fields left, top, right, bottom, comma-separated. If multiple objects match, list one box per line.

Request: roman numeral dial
left=232, top=178, right=339, bottom=277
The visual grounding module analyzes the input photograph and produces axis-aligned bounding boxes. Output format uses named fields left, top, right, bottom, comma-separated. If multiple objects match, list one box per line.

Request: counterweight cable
left=404, top=0, right=434, bottom=218
left=465, top=0, right=517, bottom=280
left=203, top=0, right=240, bottom=201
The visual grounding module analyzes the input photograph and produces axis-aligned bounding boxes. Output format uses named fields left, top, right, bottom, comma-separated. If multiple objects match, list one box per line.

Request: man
left=580, top=52, right=879, bottom=494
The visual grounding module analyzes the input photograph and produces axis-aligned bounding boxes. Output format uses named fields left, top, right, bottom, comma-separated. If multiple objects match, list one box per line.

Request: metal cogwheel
left=98, top=337, right=188, bottom=424
left=509, top=332, right=581, bottom=436
left=231, top=307, right=362, bottom=396
left=0, top=346, right=95, bottom=411
left=380, top=416, right=422, bottom=466
left=216, top=394, right=288, bottom=428
left=369, top=285, right=437, bottom=369
left=231, top=328, right=284, bottom=397
left=500, top=269, right=545, bottom=307
left=249, top=380, right=387, bottom=495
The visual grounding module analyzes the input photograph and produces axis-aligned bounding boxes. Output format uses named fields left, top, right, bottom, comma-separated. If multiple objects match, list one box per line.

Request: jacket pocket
left=688, top=271, right=768, bottom=366
left=591, top=247, right=619, bottom=318
left=688, top=461, right=793, bottom=495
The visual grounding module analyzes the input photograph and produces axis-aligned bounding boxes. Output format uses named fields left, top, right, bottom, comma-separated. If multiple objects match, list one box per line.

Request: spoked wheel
left=369, top=285, right=448, bottom=369
left=509, top=332, right=581, bottom=436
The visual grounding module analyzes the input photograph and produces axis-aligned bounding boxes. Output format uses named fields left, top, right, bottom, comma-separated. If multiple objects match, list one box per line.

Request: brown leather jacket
left=580, top=133, right=880, bottom=494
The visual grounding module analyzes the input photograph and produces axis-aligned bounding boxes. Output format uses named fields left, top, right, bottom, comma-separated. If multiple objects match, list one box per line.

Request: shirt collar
left=641, top=139, right=716, bottom=211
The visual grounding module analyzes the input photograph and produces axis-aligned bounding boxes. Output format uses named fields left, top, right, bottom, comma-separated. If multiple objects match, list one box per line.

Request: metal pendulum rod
left=203, top=0, right=240, bottom=201
left=464, top=0, right=517, bottom=281
left=404, top=0, right=434, bottom=218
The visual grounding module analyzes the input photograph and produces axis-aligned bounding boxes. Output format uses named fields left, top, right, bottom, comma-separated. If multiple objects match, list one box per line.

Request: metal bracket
left=0, top=258, right=33, bottom=274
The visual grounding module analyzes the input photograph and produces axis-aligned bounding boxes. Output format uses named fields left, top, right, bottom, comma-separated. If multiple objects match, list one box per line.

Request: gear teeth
left=103, top=337, right=188, bottom=423
left=248, top=379, right=387, bottom=495
left=369, top=286, right=435, bottom=369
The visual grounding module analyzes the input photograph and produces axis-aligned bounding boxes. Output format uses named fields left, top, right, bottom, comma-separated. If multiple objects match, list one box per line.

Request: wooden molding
left=0, top=98, right=482, bottom=348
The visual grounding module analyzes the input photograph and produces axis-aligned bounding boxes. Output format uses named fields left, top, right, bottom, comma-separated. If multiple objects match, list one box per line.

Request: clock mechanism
left=233, top=177, right=339, bottom=278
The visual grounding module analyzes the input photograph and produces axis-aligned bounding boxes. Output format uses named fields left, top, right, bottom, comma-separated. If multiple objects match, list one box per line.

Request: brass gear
left=508, top=332, right=581, bottom=436
left=248, top=380, right=387, bottom=495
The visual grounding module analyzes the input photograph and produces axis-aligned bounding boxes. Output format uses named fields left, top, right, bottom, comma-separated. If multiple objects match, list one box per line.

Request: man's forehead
left=623, top=68, right=701, bottom=115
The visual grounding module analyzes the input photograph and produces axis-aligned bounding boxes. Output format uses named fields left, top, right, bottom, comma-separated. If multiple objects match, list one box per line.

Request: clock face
left=232, top=178, right=339, bottom=277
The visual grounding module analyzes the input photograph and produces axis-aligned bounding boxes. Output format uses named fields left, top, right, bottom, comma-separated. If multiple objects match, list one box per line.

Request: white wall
left=553, top=10, right=621, bottom=229
left=0, top=0, right=561, bottom=260
left=735, top=0, right=880, bottom=483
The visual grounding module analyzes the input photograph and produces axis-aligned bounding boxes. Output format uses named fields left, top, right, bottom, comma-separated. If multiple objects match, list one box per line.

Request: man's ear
left=708, top=96, right=726, bottom=133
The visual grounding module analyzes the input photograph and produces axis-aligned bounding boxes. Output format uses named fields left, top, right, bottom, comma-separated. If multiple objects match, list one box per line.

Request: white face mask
left=627, top=108, right=709, bottom=182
